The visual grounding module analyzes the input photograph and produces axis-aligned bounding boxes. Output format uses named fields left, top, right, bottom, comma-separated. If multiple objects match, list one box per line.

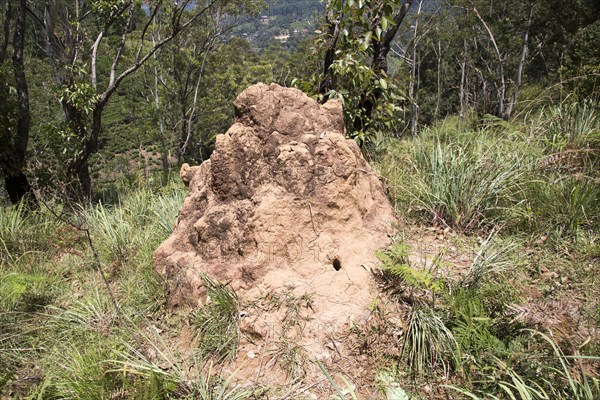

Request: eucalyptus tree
left=27, top=0, right=248, bottom=201
left=415, top=0, right=599, bottom=121
left=145, top=0, right=262, bottom=173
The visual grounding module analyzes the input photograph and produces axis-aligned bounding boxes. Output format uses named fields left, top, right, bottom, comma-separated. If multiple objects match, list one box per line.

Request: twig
left=82, top=227, right=125, bottom=326
left=274, top=378, right=326, bottom=400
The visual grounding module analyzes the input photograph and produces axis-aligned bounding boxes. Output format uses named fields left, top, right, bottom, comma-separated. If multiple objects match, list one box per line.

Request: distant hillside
left=233, top=0, right=322, bottom=49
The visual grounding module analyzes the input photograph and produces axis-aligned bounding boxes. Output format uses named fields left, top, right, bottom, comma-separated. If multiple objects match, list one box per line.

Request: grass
left=541, top=98, right=600, bottom=153
left=0, top=183, right=186, bottom=398
left=411, top=139, right=526, bottom=231
left=0, top=182, right=258, bottom=399
left=190, top=273, right=240, bottom=362
left=373, top=98, right=599, bottom=398
left=401, top=308, right=460, bottom=378
left=380, top=101, right=599, bottom=240
left=0, top=202, right=61, bottom=265
left=1, top=98, right=598, bottom=398
left=445, top=331, right=600, bottom=399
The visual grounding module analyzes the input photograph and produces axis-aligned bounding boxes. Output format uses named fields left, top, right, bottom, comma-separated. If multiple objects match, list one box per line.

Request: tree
left=316, top=0, right=413, bottom=143
left=146, top=0, right=261, bottom=169
left=410, top=0, right=599, bottom=123
left=0, top=0, right=37, bottom=207
left=27, top=0, right=239, bottom=201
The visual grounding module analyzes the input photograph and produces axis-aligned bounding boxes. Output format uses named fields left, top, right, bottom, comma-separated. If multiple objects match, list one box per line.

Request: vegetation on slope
left=1, top=97, right=598, bottom=398
left=0, top=0, right=599, bottom=398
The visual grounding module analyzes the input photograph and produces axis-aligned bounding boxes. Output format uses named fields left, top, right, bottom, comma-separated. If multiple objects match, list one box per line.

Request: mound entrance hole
left=332, top=258, right=342, bottom=271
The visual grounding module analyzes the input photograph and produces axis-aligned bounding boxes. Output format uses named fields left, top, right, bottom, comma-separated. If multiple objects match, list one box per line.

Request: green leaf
left=380, top=77, right=388, bottom=89
left=381, top=16, right=388, bottom=30
left=360, top=31, right=372, bottom=51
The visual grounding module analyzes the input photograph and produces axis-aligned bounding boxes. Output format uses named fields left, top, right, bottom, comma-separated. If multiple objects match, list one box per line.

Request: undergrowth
left=190, top=273, right=240, bottom=362
left=1, top=98, right=598, bottom=399
left=375, top=98, right=599, bottom=398
left=0, top=182, right=258, bottom=399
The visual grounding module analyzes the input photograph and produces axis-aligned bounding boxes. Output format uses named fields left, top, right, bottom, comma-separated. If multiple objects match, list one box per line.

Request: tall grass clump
left=0, top=271, right=53, bottom=312
left=402, top=309, right=460, bottom=378
left=408, top=139, right=525, bottom=231
left=542, top=98, right=600, bottom=152
left=83, top=182, right=184, bottom=265
left=191, top=274, right=240, bottom=362
left=461, top=233, right=518, bottom=289
left=0, top=203, right=60, bottom=263
left=36, top=336, right=182, bottom=400
left=86, top=202, right=135, bottom=263
left=0, top=202, right=28, bottom=261
left=526, top=176, right=600, bottom=235
left=152, top=189, right=186, bottom=236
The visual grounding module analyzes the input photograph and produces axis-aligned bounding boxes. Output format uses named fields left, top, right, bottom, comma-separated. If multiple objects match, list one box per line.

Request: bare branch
left=103, top=0, right=219, bottom=102
left=382, top=0, right=413, bottom=49
left=473, top=6, right=506, bottom=117
left=108, top=4, right=135, bottom=88
left=90, top=31, right=103, bottom=89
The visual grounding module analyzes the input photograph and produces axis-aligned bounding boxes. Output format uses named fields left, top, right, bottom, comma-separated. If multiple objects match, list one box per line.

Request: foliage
left=304, top=0, right=410, bottom=146
left=445, top=288, right=507, bottom=366
left=376, top=241, right=445, bottom=301
left=324, top=51, right=406, bottom=145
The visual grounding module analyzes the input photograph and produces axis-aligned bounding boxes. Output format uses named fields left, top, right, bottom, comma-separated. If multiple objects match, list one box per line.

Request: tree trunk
left=0, top=0, right=11, bottom=62
left=409, top=0, right=422, bottom=136
left=435, top=40, right=442, bottom=119
left=459, top=38, right=467, bottom=122
left=504, top=4, right=533, bottom=119
left=318, top=3, right=341, bottom=99
left=5, top=0, right=37, bottom=208
left=67, top=100, right=105, bottom=202
left=473, top=7, right=506, bottom=119
left=411, top=51, right=420, bottom=136
left=5, top=173, right=36, bottom=208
